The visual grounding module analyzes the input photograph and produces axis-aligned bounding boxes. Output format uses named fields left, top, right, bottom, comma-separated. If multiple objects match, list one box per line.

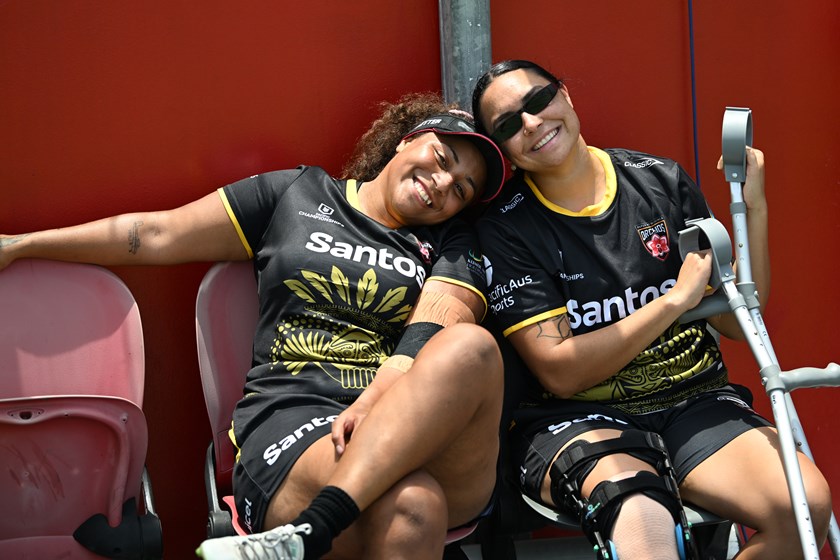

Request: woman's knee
left=439, top=323, right=501, bottom=368
left=363, top=472, right=449, bottom=545
left=751, top=460, right=832, bottom=544
left=420, top=323, right=503, bottom=396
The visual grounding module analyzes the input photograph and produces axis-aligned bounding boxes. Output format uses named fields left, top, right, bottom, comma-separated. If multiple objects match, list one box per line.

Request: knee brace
left=548, top=430, right=696, bottom=559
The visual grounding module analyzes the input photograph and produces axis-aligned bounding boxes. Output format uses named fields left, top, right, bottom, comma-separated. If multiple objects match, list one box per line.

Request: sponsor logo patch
left=624, top=157, right=664, bottom=169
left=500, top=193, right=525, bottom=213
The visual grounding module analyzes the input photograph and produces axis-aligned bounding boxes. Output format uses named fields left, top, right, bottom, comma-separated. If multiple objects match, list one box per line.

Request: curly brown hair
left=340, top=92, right=466, bottom=181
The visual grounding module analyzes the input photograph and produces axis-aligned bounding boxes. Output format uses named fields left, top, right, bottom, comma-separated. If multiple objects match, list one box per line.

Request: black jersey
left=221, top=166, right=486, bottom=420
left=477, top=148, right=727, bottom=414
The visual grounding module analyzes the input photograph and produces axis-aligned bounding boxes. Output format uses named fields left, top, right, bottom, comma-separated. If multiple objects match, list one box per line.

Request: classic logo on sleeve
left=636, top=218, right=670, bottom=261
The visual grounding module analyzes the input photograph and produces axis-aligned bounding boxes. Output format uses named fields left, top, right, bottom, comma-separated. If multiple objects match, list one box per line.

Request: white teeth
left=533, top=128, right=558, bottom=151
left=414, top=180, right=432, bottom=206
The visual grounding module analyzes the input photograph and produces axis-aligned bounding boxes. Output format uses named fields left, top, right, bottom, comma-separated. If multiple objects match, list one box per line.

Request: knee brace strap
left=585, top=471, right=684, bottom=539
left=548, top=429, right=672, bottom=512
left=548, top=430, right=696, bottom=559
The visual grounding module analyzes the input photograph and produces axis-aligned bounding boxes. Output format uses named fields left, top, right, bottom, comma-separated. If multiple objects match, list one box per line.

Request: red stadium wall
left=1, top=1, right=837, bottom=557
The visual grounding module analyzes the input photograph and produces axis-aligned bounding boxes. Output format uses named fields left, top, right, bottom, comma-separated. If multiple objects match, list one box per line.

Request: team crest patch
left=636, top=219, right=670, bottom=261
left=405, top=233, right=434, bottom=264
left=417, top=239, right=434, bottom=264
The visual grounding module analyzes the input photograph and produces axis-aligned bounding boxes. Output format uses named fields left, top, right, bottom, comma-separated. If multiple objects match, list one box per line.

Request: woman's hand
left=742, top=146, right=767, bottom=212
left=717, top=146, right=766, bottom=212
left=665, top=249, right=714, bottom=313
left=331, top=400, right=372, bottom=456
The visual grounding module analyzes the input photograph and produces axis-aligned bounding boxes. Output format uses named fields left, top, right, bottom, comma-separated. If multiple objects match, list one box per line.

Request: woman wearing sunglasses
left=472, top=59, right=831, bottom=559
left=1, top=94, right=507, bottom=560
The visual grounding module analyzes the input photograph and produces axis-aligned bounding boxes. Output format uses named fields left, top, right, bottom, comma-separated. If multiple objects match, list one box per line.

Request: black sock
left=290, top=486, right=361, bottom=559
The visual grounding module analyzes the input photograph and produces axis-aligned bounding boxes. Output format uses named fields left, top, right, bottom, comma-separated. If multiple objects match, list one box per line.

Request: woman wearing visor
left=1, top=94, right=507, bottom=560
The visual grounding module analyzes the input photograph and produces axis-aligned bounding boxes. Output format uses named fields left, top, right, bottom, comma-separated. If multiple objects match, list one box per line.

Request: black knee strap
left=585, top=471, right=683, bottom=539
left=547, top=430, right=697, bottom=559
left=548, top=429, right=671, bottom=511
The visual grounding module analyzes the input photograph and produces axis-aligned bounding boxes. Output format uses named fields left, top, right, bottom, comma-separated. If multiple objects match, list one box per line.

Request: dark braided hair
left=340, top=92, right=463, bottom=181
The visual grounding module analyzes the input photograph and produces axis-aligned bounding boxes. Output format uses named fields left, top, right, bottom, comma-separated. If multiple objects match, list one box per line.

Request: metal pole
left=438, top=0, right=492, bottom=112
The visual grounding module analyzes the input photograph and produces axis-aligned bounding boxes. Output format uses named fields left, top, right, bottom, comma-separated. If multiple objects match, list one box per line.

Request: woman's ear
left=560, top=84, right=573, bottom=109
left=396, top=137, right=411, bottom=153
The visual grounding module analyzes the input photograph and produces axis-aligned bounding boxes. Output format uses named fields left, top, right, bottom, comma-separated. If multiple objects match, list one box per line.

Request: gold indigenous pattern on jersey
left=571, top=323, right=724, bottom=413
left=274, top=265, right=413, bottom=389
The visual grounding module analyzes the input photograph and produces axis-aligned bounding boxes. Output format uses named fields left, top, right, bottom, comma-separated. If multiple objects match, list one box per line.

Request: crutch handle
left=677, top=218, right=737, bottom=323
left=722, top=107, right=753, bottom=183
left=678, top=293, right=731, bottom=324
left=780, top=363, right=840, bottom=391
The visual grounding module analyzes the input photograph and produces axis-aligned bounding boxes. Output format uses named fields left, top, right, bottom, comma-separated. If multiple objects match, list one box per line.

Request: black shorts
left=232, top=400, right=346, bottom=533
left=231, top=394, right=496, bottom=536
left=511, top=384, right=772, bottom=506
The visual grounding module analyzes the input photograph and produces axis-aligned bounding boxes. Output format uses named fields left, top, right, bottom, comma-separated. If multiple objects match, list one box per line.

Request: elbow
left=708, top=314, right=746, bottom=342
left=531, top=362, right=582, bottom=399
left=547, top=386, right=582, bottom=400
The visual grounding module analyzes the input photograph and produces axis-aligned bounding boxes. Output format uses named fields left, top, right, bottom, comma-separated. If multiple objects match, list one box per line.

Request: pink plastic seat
left=0, top=259, right=161, bottom=559
left=195, top=261, right=476, bottom=545
left=195, top=261, right=258, bottom=539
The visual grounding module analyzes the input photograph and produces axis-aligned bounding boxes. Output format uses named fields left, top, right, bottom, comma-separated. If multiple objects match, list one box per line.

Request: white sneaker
left=196, top=523, right=312, bottom=560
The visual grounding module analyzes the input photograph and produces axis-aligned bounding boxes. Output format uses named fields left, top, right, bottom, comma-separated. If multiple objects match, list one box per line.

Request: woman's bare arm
left=0, top=192, right=248, bottom=270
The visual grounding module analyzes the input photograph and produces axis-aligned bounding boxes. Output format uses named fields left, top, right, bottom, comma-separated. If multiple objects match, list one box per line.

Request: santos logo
left=263, top=415, right=338, bottom=466
left=305, top=232, right=427, bottom=288
left=566, top=279, right=676, bottom=328
left=548, top=413, right=629, bottom=435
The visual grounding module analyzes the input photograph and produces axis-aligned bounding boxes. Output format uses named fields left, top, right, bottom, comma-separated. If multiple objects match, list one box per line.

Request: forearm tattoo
left=535, top=313, right=573, bottom=341
left=0, top=234, right=30, bottom=248
left=128, top=221, right=143, bottom=254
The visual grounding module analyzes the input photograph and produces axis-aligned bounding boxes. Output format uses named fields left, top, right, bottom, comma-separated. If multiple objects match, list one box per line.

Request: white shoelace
left=237, top=523, right=313, bottom=560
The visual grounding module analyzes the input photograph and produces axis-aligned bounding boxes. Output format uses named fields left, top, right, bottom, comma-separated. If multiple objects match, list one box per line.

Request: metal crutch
left=679, top=107, right=840, bottom=559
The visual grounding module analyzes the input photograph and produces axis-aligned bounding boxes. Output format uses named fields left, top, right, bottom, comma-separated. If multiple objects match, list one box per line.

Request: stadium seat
left=0, top=259, right=162, bottom=559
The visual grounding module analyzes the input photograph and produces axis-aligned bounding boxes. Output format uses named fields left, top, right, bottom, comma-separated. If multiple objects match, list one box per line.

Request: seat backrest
left=195, top=261, right=258, bottom=493
left=0, top=259, right=145, bottom=404
left=0, top=259, right=149, bottom=555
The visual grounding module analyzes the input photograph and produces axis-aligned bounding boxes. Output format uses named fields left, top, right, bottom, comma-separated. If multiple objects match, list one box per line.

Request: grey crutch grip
left=677, top=217, right=734, bottom=323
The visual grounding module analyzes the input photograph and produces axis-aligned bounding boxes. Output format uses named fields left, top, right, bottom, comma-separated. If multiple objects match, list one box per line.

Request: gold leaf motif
left=373, top=286, right=408, bottom=314
left=356, top=269, right=378, bottom=310
left=283, top=279, right=316, bottom=303
left=331, top=266, right=351, bottom=304
left=302, top=270, right=334, bottom=303
left=389, top=304, right=413, bottom=323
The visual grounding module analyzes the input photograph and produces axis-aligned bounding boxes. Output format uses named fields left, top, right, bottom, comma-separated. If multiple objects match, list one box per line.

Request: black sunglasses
left=490, top=82, right=559, bottom=144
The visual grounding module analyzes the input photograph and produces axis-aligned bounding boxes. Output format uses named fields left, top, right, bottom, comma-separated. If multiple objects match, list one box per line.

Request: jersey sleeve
left=426, top=217, right=488, bottom=305
left=218, top=168, right=307, bottom=257
left=677, top=163, right=713, bottom=223
left=476, top=215, right=566, bottom=337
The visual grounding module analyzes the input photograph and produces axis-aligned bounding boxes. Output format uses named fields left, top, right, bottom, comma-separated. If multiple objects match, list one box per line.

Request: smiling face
left=478, top=68, right=582, bottom=174
left=382, top=132, right=487, bottom=226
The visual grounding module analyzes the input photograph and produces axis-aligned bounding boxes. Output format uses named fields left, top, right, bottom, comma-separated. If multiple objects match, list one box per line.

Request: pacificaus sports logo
left=636, top=218, right=670, bottom=261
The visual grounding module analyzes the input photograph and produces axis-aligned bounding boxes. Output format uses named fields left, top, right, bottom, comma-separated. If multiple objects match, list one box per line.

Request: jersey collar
left=525, top=146, right=616, bottom=217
